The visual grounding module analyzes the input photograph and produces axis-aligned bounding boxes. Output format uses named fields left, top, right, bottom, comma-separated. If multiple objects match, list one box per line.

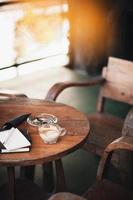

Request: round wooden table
left=0, top=98, right=90, bottom=200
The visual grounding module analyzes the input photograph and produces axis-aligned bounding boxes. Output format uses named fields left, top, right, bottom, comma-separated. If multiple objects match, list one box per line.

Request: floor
left=0, top=65, right=130, bottom=195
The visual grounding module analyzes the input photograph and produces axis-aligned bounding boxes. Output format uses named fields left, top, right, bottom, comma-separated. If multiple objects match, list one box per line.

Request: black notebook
left=0, top=128, right=31, bottom=153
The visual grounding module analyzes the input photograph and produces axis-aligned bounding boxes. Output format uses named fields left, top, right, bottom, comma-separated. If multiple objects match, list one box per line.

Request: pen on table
left=2, top=113, right=31, bottom=130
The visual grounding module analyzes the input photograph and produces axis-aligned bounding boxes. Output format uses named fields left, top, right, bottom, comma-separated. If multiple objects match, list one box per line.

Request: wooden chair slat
left=101, top=83, right=132, bottom=104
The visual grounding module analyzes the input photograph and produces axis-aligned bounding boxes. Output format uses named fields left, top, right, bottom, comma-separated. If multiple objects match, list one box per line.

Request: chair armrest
left=104, top=136, right=133, bottom=152
left=97, top=136, right=133, bottom=181
left=45, top=76, right=105, bottom=101
left=0, top=89, right=28, bottom=99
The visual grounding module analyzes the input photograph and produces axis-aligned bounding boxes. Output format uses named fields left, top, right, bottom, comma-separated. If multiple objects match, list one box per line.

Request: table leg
left=7, top=167, right=15, bottom=200
left=42, top=162, right=54, bottom=193
left=54, top=159, right=66, bottom=192
left=20, top=165, right=35, bottom=181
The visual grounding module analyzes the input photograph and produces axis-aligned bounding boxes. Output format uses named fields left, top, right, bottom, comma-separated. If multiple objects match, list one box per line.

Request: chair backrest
left=97, top=57, right=133, bottom=112
left=122, top=108, right=133, bottom=137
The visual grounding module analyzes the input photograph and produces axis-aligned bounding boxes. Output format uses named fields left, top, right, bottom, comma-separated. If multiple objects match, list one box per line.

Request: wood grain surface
left=0, top=98, right=90, bottom=166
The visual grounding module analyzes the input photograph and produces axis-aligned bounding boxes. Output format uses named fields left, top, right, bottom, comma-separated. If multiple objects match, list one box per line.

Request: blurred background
left=0, top=0, right=132, bottom=195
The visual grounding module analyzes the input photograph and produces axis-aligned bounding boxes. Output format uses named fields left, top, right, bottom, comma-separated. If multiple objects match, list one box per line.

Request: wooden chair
left=45, top=57, right=133, bottom=159
left=47, top=108, right=133, bottom=200
left=0, top=89, right=27, bottom=99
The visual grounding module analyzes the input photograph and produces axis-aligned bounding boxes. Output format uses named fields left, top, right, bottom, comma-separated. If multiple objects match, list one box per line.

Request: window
left=0, top=0, right=69, bottom=81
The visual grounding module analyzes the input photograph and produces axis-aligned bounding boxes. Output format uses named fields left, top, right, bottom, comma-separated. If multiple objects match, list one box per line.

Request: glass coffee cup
left=38, top=124, right=66, bottom=144
left=27, top=113, right=66, bottom=144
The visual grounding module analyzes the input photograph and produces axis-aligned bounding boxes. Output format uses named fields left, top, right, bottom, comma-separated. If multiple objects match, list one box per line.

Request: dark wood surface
left=0, top=98, right=90, bottom=166
left=48, top=179, right=133, bottom=200
left=0, top=178, right=48, bottom=200
left=48, top=108, right=133, bottom=200
left=84, top=179, right=133, bottom=200
left=83, top=113, right=123, bottom=159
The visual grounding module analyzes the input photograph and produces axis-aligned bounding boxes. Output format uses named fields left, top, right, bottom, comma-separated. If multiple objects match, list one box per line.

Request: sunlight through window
left=0, top=0, right=69, bottom=81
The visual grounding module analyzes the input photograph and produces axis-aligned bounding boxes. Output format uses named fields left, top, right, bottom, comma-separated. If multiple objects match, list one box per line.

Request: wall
left=68, top=0, right=133, bottom=74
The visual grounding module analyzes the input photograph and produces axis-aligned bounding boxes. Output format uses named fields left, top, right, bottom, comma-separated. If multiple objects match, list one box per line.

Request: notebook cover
left=0, top=128, right=31, bottom=153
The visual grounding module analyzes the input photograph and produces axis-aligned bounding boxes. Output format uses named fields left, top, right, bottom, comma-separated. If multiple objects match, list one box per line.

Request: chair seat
left=0, top=178, right=48, bottom=200
left=48, top=180, right=133, bottom=200
left=83, top=113, right=124, bottom=156
left=83, top=179, right=133, bottom=200
left=49, top=192, right=86, bottom=200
